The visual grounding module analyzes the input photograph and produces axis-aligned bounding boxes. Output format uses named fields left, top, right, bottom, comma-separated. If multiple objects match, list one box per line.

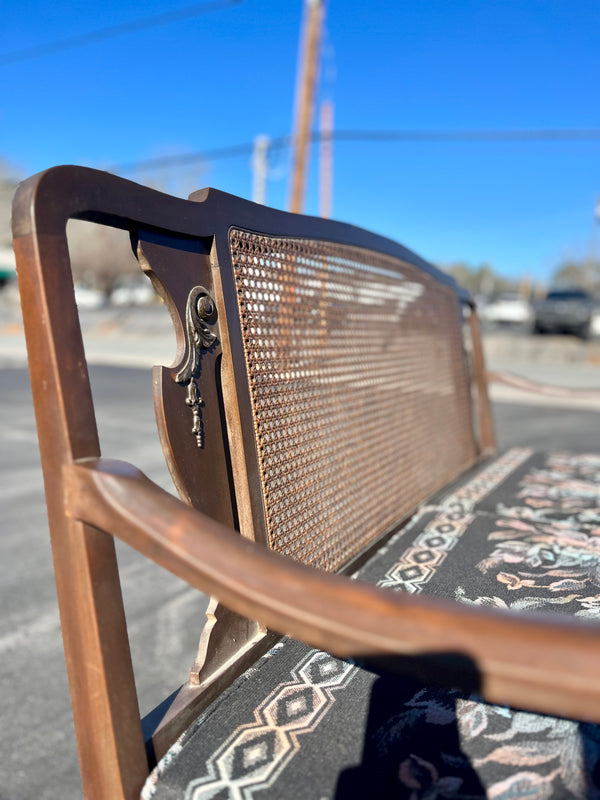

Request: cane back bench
left=12, top=165, right=600, bottom=799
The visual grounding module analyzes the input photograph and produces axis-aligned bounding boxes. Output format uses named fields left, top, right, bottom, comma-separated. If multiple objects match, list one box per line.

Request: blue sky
left=2, top=0, right=600, bottom=283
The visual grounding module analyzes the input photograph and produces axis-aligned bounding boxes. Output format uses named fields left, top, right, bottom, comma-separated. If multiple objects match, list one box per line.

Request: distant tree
left=475, top=263, right=496, bottom=295
left=134, top=162, right=206, bottom=199
left=0, top=160, right=20, bottom=248
left=443, top=261, right=473, bottom=291
left=440, top=261, right=518, bottom=296
left=551, top=258, right=600, bottom=293
left=66, top=220, right=141, bottom=296
left=1, top=161, right=203, bottom=296
left=63, top=168, right=207, bottom=296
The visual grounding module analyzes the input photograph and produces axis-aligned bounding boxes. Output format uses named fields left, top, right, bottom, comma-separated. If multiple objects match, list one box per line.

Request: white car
left=74, top=285, right=106, bottom=310
left=480, top=293, right=533, bottom=326
left=110, top=281, right=155, bottom=307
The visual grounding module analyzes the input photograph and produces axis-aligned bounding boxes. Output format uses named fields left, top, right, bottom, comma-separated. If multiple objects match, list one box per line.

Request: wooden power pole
left=288, top=0, right=324, bottom=214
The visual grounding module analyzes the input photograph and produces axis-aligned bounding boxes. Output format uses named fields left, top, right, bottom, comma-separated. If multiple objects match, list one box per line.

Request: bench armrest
left=487, top=369, right=600, bottom=399
left=65, top=458, right=600, bottom=723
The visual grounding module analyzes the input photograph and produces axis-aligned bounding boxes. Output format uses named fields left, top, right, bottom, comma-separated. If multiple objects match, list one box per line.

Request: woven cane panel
left=229, top=229, right=477, bottom=572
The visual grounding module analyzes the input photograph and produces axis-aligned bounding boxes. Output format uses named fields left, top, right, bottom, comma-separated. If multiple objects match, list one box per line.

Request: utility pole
left=319, top=99, right=333, bottom=218
left=288, top=0, right=324, bottom=214
left=252, top=135, right=270, bottom=205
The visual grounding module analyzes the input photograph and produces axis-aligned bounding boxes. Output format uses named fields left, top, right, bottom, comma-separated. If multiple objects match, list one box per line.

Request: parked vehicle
left=479, top=292, right=533, bottom=327
left=110, top=279, right=155, bottom=307
left=533, top=288, right=597, bottom=339
left=74, top=284, right=106, bottom=310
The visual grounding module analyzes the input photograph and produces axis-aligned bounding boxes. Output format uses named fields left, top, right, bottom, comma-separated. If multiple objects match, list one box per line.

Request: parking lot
left=2, top=305, right=600, bottom=798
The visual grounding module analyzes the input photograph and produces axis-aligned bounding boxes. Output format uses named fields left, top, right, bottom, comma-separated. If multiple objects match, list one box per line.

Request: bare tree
left=66, top=220, right=141, bottom=296
left=441, top=261, right=517, bottom=296
left=0, top=159, right=20, bottom=248
left=552, top=258, right=600, bottom=292
left=64, top=166, right=208, bottom=296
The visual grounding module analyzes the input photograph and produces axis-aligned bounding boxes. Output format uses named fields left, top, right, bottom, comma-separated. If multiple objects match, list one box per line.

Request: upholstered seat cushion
left=441, top=447, right=600, bottom=533
left=143, top=449, right=600, bottom=799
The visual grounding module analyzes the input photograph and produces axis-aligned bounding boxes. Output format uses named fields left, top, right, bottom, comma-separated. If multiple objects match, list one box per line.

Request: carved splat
left=133, top=228, right=267, bottom=755
left=133, top=230, right=231, bottom=518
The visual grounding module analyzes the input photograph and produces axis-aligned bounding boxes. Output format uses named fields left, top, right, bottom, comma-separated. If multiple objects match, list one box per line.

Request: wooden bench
left=12, top=165, right=600, bottom=800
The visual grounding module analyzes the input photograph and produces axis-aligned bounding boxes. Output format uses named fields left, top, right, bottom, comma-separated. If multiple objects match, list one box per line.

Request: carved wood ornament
left=175, top=285, right=218, bottom=447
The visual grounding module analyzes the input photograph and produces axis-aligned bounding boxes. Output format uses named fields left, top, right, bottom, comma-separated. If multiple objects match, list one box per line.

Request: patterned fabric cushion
left=443, top=447, right=600, bottom=535
left=143, top=449, right=600, bottom=799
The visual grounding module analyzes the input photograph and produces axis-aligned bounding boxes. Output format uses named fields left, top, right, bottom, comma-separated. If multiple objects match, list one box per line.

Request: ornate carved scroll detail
left=174, top=286, right=217, bottom=447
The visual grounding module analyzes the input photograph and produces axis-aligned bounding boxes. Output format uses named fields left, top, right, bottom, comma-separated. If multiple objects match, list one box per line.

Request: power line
left=331, top=129, right=600, bottom=143
left=111, top=129, right=600, bottom=174
left=113, top=140, right=266, bottom=173
left=0, top=0, right=243, bottom=67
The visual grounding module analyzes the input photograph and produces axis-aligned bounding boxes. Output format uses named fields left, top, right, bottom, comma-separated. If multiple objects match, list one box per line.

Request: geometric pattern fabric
left=185, top=651, right=355, bottom=799
left=144, top=448, right=600, bottom=800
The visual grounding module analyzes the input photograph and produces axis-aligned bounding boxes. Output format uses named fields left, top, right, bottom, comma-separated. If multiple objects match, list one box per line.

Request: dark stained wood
left=14, top=165, right=461, bottom=287
left=135, top=229, right=272, bottom=748
left=17, top=164, right=593, bottom=800
left=151, top=626, right=277, bottom=760
left=65, top=457, right=600, bottom=724
left=12, top=204, right=147, bottom=799
left=135, top=231, right=230, bottom=515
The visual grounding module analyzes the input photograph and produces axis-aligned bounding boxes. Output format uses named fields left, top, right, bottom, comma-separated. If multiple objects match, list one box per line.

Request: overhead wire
left=0, top=0, right=243, bottom=67
left=111, top=129, right=600, bottom=174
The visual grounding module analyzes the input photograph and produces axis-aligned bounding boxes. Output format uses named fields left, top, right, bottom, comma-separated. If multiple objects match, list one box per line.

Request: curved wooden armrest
left=65, top=458, right=600, bottom=722
left=487, top=369, right=600, bottom=399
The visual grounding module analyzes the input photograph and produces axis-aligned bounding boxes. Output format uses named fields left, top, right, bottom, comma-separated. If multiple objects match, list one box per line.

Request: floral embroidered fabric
left=144, top=449, right=600, bottom=799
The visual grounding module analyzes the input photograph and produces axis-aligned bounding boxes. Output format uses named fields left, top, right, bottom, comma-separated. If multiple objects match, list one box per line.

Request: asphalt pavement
left=0, top=365, right=208, bottom=800
left=2, top=313, right=600, bottom=799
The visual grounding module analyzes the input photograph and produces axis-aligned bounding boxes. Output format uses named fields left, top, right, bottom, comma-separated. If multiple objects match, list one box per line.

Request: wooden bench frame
left=12, top=165, right=600, bottom=800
